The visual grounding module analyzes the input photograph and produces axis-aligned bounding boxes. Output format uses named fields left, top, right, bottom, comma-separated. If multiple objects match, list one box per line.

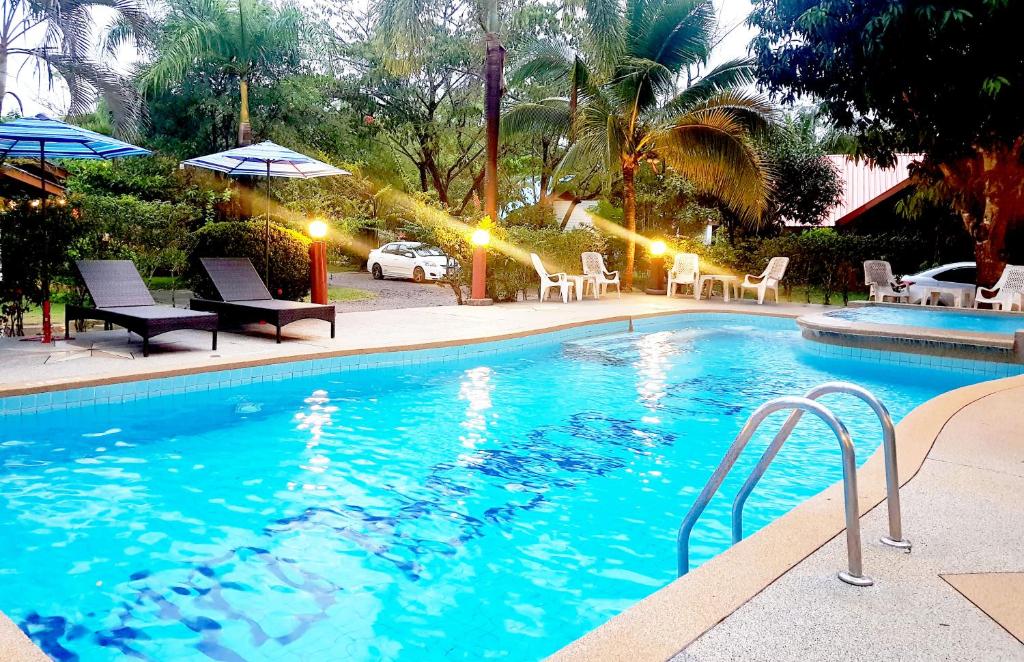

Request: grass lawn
left=305, top=286, right=376, bottom=303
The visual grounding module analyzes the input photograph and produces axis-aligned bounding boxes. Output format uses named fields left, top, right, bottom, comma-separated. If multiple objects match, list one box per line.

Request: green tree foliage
left=0, top=200, right=80, bottom=335
left=749, top=0, right=1024, bottom=285
left=140, top=0, right=302, bottom=146
left=757, top=113, right=843, bottom=229
left=506, top=0, right=775, bottom=289
left=0, top=0, right=149, bottom=136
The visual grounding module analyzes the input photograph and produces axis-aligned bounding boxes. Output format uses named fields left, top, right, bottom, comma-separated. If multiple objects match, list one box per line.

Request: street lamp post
left=308, top=219, right=329, bottom=305
left=467, top=227, right=493, bottom=306
left=644, top=240, right=668, bottom=295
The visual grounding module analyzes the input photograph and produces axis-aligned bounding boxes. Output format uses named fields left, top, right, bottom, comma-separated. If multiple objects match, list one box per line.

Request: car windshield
left=413, top=246, right=445, bottom=257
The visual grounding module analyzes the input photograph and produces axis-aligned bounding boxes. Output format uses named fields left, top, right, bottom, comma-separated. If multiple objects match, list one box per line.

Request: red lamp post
left=308, top=219, right=329, bottom=305
left=467, top=226, right=493, bottom=306
left=644, top=240, right=668, bottom=295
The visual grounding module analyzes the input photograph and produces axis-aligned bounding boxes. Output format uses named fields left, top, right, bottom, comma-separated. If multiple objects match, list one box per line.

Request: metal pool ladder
left=676, top=381, right=911, bottom=587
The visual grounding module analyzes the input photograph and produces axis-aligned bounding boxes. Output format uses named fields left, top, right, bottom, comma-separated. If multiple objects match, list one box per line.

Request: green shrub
left=188, top=220, right=312, bottom=300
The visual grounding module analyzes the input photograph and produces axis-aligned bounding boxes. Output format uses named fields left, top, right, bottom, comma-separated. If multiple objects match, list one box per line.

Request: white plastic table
left=919, top=284, right=974, bottom=308
left=697, top=275, right=739, bottom=302
left=566, top=274, right=598, bottom=301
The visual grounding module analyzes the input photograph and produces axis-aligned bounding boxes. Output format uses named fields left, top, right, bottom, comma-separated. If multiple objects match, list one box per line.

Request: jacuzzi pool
left=825, top=305, right=1024, bottom=336
left=0, top=314, right=1003, bottom=660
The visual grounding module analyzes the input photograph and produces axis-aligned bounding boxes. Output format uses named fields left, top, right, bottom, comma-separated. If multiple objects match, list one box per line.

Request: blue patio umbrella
left=181, top=141, right=349, bottom=285
left=0, top=114, right=151, bottom=343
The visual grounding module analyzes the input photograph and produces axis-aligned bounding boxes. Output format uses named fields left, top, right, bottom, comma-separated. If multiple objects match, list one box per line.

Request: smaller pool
left=826, top=306, right=1024, bottom=336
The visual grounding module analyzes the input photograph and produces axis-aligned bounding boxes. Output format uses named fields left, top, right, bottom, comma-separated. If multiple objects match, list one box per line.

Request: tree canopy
left=749, top=0, right=1024, bottom=283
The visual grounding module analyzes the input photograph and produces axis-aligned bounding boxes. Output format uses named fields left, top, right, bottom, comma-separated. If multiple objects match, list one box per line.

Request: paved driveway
left=330, top=270, right=459, bottom=312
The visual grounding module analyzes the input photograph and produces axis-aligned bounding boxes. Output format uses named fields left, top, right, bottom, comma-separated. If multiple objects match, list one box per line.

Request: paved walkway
left=679, top=384, right=1024, bottom=661
left=0, top=294, right=820, bottom=393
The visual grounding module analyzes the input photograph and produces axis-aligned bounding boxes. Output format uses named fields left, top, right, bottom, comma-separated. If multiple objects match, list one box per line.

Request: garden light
left=471, top=228, right=491, bottom=247
left=645, top=239, right=668, bottom=295
left=308, top=218, right=329, bottom=305
left=308, top=218, right=328, bottom=239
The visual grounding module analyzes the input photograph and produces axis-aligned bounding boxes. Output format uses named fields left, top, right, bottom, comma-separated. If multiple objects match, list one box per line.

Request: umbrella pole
left=40, top=142, right=51, bottom=344
left=265, top=160, right=270, bottom=287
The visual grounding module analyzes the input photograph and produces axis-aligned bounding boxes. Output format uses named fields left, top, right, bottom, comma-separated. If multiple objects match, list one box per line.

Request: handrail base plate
left=838, top=571, right=874, bottom=587
left=881, top=536, right=912, bottom=551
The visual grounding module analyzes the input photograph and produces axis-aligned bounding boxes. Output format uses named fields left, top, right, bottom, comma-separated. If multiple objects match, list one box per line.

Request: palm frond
left=46, top=53, right=145, bottom=139
left=139, top=0, right=224, bottom=90
left=660, top=87, right=778, bottom=132
left=508, top=40, right=574, bottom=85
left=610, top=56, right=674, bottom=115
left=630, top=0, right=713, bottom=73
left=664, top=57, right=756, bottom=111
left=652, top=106, right=771, bottom=223
left=502, top=98, right=571, bottom=138
left=566, top=0, right=625, bottom=75
left=372, top=0, right=431, bottom=75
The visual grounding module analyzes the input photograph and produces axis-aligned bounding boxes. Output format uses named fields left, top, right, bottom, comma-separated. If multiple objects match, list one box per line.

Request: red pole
left=309, top=241, right=327, bottom=305
left=471, top=246, right=487, bottom=300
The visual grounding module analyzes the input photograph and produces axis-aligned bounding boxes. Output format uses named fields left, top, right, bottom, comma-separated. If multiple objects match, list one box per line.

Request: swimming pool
left=826, top=306, right=1024, bottom=335
left=0, top=314, right=997, bottom=660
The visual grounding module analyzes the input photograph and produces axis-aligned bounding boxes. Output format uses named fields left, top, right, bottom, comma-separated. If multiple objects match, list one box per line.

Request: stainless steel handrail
left=732, top=382, right=911, bottom=551
left=676, top=396, right=873, bottom=586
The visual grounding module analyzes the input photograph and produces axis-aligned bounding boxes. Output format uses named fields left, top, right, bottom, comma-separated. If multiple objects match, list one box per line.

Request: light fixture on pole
left=467, top=224, right=493, bottom=306
left=308, top=218, right=329, bottom=305
left=644, top=240, right=668, bottom=295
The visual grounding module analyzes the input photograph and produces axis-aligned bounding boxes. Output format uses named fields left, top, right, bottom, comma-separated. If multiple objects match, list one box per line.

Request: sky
left=6, top=0, right=757, bottom=118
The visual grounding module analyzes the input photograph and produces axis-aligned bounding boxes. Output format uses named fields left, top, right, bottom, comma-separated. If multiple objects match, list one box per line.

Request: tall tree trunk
left=622, top=161, right=637, bottom=291
left=942, top=141, right=1024, bottom=287
left=238, top=78, right=252, bottom=146
left=539, top=137, right=550, bottom=205
left=483, top=25, right=505, bottom=223
left=418, top=163, right=429, bottom=192
left=0, top=48, right=8, bottom=115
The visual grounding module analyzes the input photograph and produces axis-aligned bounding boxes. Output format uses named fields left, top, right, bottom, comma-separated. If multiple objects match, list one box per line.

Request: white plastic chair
left=741, top=257, right=789, bottom=304
left=666, top=253, right=700, bottom=297
left=863, top=260, right=910, bottom=303
left=974, top=264, right=1024, bottom=311
left=581, top=252, right=620, bottom=297
left=531, top=253, right=571, bottom=303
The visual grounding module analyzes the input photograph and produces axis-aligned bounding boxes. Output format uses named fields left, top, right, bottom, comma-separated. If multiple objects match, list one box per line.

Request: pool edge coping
left=548, top=372, right=1024, bottom=662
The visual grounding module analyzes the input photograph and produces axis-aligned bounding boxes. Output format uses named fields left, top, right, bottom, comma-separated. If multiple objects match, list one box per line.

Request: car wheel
left=413, top=267, right=425, bottom=283
left=371, top=264, right=383, bottom=280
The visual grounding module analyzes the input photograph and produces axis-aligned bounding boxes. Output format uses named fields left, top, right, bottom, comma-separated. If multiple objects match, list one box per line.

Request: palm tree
left=506, top=0, right=775, bottom=290
left=0, top=0, right=149, bottom=136
left=141, top=0, right=301, bottom=146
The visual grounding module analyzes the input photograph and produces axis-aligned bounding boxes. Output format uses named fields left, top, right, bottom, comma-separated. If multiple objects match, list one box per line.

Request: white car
left=901, top=261, right=976, bottom=306
left=367, top=242, right=458, bottom=283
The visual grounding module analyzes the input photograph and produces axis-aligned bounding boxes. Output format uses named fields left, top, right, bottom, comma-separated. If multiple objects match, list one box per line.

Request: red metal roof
left=825, top=154, right=919, bottom=226
left=783, top=154, right=920, bottom=227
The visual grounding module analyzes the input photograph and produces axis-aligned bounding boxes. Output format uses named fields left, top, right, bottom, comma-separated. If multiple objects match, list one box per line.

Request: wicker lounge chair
left=190, top=258, right=336, bottom=343
left=66, top=260, right=218, bottom=357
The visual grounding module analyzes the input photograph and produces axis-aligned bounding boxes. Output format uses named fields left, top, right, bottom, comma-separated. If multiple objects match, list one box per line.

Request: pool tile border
left=1, top=310, right=1021, bottom=418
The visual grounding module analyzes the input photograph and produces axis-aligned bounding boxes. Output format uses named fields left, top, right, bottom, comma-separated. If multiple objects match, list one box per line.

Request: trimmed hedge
left=188, top=220, right=312, bottom=300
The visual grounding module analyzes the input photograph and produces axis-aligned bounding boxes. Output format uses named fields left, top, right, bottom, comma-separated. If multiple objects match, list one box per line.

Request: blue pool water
left=0, top=315, right=995, bottom=661
left=827, top=306, right=1024, bottom=335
